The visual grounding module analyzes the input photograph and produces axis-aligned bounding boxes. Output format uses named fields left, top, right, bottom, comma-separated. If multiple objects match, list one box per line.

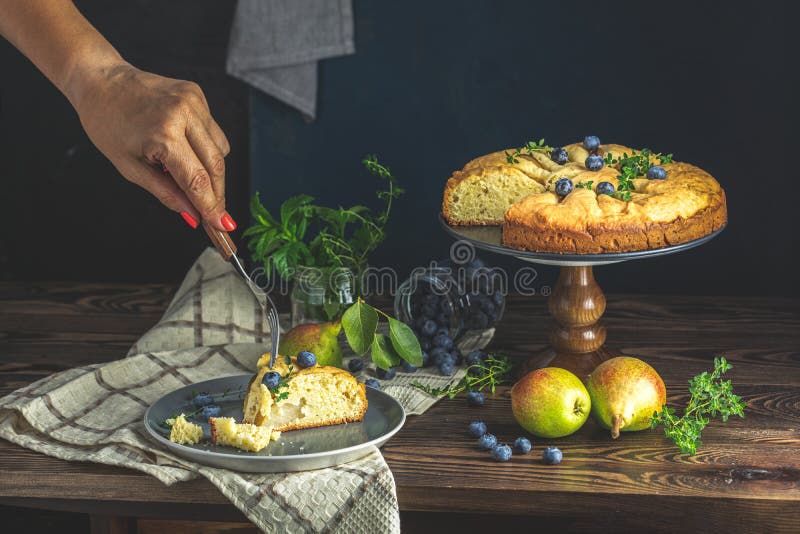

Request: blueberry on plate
left=514, top=437, right=532, bottom=454
left=376, top=367, right=397, bottom=380
left=542, top=446, right=563, bottom=465
left=466, top=391, right=485, bottom=406
left=468, top=420, right=488, bottom=437
left=585, top=153, right=604, bottom=171
left=551, top=147, right=569, bottom=165
left=477, top=433, right=498, bottom=450
left=348, top=358, right=364, bottom=373
left=421, top=319, right=437, bottom=337
left=490, top=444, right=513, bottom=462
left=433, top=333, right=454, bottom=350
left=261, top=371, right=281, bottom=389
left=400, top=360, right=417, bottom=373
left=192, top=392, right=214, bottom=408
left=364, top=378, right=381, bottom=390
left=201, top=404, right=221, bottom=418
left=647, top=165, right=667, bottom=179
left=555, top=178, right=573, bottom=196
left=296, top=351, right=317, bottom=368
left=438, top=361, right=456, bottom=376
left=583, top=135, right=601, bottom=151
left=596, top=181, right=615, bottom=196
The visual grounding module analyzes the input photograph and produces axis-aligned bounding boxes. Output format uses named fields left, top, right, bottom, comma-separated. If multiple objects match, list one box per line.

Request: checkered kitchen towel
left=0, top=249, right=492, bottom=533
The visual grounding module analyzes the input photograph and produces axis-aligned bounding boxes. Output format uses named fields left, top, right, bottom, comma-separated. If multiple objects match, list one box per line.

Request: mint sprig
left=341, top=298, right=422, bottom=369
left=650, top=356, right=745, bottom=455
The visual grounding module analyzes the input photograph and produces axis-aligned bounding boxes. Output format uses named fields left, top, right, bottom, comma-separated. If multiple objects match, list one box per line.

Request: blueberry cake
left=442, top=138, right=727, bottom=253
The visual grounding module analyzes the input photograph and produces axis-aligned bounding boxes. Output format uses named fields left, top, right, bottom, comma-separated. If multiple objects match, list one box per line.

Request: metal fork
left=203, top=222, right=281, bottom=368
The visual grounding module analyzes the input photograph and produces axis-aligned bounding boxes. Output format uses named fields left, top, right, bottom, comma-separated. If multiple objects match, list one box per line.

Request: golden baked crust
left=242, top=355, right=368, bottom=432
left=443, top=142, right=727, bottom=253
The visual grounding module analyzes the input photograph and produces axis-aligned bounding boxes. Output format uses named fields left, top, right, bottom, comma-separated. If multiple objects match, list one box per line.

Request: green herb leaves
left=411, top=355, right=513, bottom=398
left=342, top=299, right=378, bottom=355
left=341, top=298, right=422, bottom=370
left=505, top=138, right=554, bottom=164
left=575, top=180, right=594, bottom=190
left=650, top=356, right=745, bottom=455
left=245, top=155, right=402, bottom=281
left=603, top=148, right=674, bottom=202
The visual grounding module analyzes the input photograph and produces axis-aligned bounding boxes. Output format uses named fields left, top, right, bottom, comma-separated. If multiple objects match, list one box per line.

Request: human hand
left=72, top=64, right=235, bottom=231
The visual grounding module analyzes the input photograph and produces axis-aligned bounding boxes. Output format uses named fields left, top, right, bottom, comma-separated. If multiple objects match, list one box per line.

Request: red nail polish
left=161, top=163, right=169, bottom=174
left=181, top=212, right=199, bottom=229
left=221, top=213, right=237, bottom=231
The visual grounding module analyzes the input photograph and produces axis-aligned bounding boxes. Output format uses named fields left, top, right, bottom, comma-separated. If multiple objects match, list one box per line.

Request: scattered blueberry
left=583, top=135, right=601, bottom=151
left=192, top=392, right=213, bottom=408
left=514, top=437, right=532, bottom=454
left=400, top=360, right=418, bottom=373
left=551, top=147, right=569, bottom=165
left=490, top=444, right=513, bottom=462
left=421, top=319, right=437, bottom=337
left=420, top=351, right=431, bottom=367
left=647, top=165, right=667, bottom=179
left=201, top=404, right=221, bottom=418
left=466, top=391, right=485, bottom=406
left=376, top=367, right=397, bottom=380
left=430, top=347, right=449, bottom=363
left=465, top=350, right=486, bottom=366
left=348, top=358, right=364, bottom=373
left=261, top=371, right=281, bottom=389
left=596, top=181, right=615, bottom=196
left=451, top=347, right=464, bottom=365
left=585, top=153, right=604, bottom=171
left=468, top=421, right=488, bottom=437
left=365, top=378, right=381, bottom=390
left=438, top=361, right=456, bottom=376
left=433, top=333, right=454, bottom=350
left=296, top=351, right=317, bottom=368
left=542, top=446, right=563, bottom=465
left=477, top=433, right=498, bottom=450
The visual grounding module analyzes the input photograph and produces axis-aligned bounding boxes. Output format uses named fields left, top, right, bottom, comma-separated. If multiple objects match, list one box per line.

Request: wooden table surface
left=1, top=282, right=798, bottom=532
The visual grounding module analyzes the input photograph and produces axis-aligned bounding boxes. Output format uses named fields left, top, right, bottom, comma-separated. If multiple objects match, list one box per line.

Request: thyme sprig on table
left=411, top=355, right=513, bottom=398
left=505, top=139, right=554, bottom=164
left=603, top=149, right=674, bottom=201
left=650, top=356, right=745, bottom=455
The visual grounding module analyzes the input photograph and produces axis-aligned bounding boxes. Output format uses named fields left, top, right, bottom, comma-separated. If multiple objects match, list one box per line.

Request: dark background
left=1, top=1, right=792, bottom=296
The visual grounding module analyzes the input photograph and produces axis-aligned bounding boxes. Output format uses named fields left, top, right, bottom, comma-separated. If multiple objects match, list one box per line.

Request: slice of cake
left=168, top=414, right=203, bottom=445
left=242, top=354, right=368, bottom=432
left=208, top=417, right=278, bottom=453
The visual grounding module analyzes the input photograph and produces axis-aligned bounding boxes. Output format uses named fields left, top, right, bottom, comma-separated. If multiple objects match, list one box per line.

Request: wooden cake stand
left=439, top=215, right=725, bottom=381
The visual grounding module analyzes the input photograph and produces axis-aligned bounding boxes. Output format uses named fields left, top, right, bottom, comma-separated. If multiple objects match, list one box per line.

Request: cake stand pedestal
left=439, top=216, right=725, bottom=381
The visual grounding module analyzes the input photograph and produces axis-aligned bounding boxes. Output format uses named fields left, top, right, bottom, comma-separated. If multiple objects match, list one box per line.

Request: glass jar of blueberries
left=394, top=256, right=505, bottom=365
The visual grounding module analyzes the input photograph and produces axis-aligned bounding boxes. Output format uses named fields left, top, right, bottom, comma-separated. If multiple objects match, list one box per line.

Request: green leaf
left=341, top=299, right=379, bottom=355
left=388, top=318, right=422, bottom=366
left=371, top=333, right=401, bottom=370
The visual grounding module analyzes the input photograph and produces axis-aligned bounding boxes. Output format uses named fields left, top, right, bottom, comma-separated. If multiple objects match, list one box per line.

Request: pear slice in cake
left=242, top=354, right=368, bottom=432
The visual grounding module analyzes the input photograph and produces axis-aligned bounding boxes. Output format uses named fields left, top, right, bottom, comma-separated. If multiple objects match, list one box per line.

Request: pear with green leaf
left=279, top=320, right=343, bottom=368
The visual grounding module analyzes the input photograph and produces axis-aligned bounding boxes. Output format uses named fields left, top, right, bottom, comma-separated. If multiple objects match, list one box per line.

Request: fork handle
left=202, top=221, right=237, bottom=260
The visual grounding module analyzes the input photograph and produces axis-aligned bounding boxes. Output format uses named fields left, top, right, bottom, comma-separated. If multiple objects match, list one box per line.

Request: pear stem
left=611, top=414, right=622, bottom=439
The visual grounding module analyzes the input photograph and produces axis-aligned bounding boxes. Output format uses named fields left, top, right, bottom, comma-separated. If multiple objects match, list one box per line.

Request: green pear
left=511, top=367, right=591, bottom=438
left=586, top=356, right=667, bottom=439
left=278, top=321, right=343, bottom=368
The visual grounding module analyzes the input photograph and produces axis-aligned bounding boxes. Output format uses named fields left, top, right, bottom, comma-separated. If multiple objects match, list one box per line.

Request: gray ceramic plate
left=144, top=374, right=405, bottom=473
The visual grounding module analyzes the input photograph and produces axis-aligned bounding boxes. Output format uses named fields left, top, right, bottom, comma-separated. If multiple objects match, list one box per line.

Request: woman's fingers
left=123, top=159, right=200, bottom=227
left=206, top=117, right=230, bottom=156
left=150, top=136, right=235, bottom=232
left=186, top=119, right=226, bottom=201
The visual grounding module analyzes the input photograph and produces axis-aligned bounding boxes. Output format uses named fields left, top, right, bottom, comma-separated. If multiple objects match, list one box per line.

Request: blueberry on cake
left=242, top=353, right=368, bottom=432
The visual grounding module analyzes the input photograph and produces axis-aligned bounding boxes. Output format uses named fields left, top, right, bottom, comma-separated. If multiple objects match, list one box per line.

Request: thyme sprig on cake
left=575, top=180, right=594, bottom=190
left=411, top=355, right=513, bottom=398
left=603, top=148, right=674, bottom=201
left=505, top=138, right=554, bottom=164
left=650, top=356, right=745, bottom=454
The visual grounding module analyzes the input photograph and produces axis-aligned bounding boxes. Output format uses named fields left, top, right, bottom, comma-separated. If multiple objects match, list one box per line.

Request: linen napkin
left=0, top=249, right=492, bottom=533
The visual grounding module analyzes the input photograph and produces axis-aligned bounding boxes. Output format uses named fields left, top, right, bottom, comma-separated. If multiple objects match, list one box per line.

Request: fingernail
left=221, top=213, right=237, bottom=231
left=161, top=163, right=169, bottom=174
left=180, top=212, right=199, bottom=229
